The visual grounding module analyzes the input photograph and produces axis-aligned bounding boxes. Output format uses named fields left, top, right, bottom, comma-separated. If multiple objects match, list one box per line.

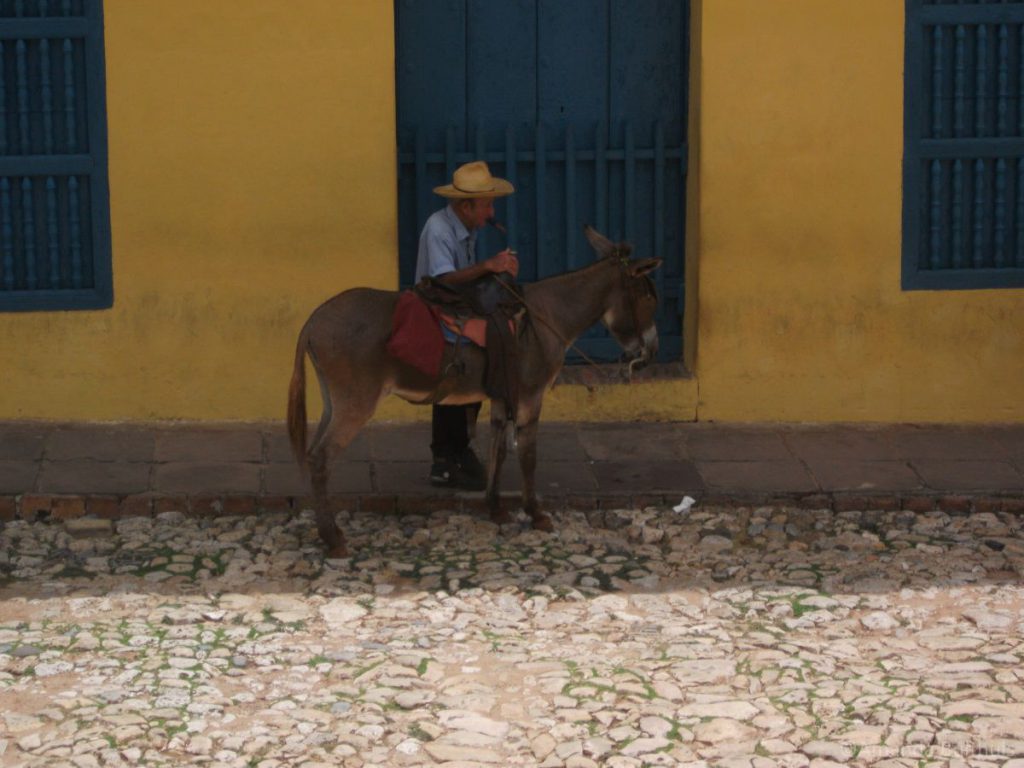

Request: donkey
left=287, top=226, right=662, bottom=557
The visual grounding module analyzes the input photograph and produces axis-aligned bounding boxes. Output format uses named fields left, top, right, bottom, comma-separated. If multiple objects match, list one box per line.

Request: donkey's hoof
left=489, top=508, right=513, bottom=525
left=326, top=543, right=349, bottom=560
left=531, top=513, right=554, bottom=532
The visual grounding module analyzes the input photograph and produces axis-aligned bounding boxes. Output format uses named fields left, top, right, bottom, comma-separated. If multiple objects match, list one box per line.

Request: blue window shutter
left=0, top=0, right=111, bottom=311
left=904, top=0, right=1024, bottom=290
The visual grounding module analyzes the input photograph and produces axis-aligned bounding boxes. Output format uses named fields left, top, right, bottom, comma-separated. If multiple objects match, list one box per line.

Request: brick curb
left=2, top=491, right=1023, bottom=524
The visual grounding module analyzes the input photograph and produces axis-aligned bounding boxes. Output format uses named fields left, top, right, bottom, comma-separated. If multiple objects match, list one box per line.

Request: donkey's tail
left=286, top=329, right=309, bottom=470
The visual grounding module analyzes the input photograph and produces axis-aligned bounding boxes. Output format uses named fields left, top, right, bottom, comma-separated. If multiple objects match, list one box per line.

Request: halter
left=613, top=247, right=657, bottom=372
left=497, top=249, right=656, bottom=378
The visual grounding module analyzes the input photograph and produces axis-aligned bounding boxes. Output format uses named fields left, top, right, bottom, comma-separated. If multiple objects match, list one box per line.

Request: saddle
left=414, top=272, right=524, bottom=421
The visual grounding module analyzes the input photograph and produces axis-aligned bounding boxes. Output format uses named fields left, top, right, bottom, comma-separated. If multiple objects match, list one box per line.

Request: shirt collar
left=444, top=204, right=473, bottom=242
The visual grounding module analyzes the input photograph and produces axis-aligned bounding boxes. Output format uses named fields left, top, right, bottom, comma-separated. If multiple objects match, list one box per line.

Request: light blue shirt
left=414, top=205, right=478, bottom=282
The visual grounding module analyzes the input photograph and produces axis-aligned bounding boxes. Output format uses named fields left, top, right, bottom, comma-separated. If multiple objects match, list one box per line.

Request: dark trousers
left=431, top=403, right=481, bottom=458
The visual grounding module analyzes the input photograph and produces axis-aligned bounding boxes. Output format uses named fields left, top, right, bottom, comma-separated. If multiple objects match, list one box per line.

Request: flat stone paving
left=1, top=502, right=1023, bottom=767
left=2, top=421, right=1024, bottom=498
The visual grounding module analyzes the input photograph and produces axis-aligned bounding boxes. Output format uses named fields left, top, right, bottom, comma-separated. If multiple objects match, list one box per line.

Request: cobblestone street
left=1, top=503, right=1023, bottom=767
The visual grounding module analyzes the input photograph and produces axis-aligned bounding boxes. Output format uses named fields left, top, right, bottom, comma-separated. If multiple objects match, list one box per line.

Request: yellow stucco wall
left=0, top=1, right=399, bottom=421
left=695, top=0, right=1024, bottom=422
left=0, top=1, right=1020, bottom=424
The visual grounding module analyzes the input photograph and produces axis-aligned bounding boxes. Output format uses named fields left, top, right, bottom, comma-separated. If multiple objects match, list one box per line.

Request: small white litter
left=672, top=495, right=696, bottom=514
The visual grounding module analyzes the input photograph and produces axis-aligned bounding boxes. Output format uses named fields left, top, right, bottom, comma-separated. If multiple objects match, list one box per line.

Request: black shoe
left=430, top=457, right=457, bottom=487
left=454, top=448, right=487, bottom=491
left=430, top=450, right=487, bottom=491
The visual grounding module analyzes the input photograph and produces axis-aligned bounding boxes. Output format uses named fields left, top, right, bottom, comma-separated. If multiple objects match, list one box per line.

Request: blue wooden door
left=396, top=0, right=689, bottom=362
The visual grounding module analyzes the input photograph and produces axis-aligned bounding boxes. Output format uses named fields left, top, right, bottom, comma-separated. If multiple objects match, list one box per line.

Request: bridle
left=497, top=252, right=656, bottom=379
left=612, top=247, right=658, bottom=377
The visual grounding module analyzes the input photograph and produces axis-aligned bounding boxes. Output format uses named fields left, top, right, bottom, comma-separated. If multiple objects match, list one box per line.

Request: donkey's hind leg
left=307, top=393, right=379, bottom=559
left=308, top=441, right=346, bottom=557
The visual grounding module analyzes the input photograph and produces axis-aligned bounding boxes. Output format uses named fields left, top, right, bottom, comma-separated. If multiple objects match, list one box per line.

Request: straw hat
left=433, top=161, right=514, bottom=199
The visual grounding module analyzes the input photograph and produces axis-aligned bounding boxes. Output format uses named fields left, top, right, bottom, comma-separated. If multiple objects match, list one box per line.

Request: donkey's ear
left=584, top=224, right=616, bottom=258
left=628, top=258, right=663, bottom=277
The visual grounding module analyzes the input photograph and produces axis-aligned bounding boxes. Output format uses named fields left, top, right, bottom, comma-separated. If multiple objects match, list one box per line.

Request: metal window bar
left=904, top=0, right=1024, bottom=288
left=399, top=118, right=687, bottom=359
left=0, top=0, right=109, bottom=310
left=399, top=121, right=687, bottom=274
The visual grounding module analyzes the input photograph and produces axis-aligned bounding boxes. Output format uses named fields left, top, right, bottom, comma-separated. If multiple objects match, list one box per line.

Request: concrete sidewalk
left=1, top=421, right=1023, bottom=521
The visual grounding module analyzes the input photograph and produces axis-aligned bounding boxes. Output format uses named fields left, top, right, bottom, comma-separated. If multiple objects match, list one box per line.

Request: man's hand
left=486, top=248, right=519, bottom=277
left=439, top=249, right=520, bottom=286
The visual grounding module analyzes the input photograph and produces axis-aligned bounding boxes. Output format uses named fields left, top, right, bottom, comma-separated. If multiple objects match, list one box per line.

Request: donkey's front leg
left=516, top=420, right=553, bottom=532
left=486, top=404, right=512, bottom=525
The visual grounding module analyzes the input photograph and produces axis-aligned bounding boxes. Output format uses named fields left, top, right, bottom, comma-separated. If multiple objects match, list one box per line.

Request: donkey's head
left=584, top=226, right=663, bottom=373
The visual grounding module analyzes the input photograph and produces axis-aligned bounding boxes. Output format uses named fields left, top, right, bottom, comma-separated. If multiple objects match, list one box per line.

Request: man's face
left=459, top=197, right=495, bottom=231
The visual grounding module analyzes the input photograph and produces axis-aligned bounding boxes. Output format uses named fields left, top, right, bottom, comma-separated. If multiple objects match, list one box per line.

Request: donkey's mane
left=529, top=254, right=619, bottom=287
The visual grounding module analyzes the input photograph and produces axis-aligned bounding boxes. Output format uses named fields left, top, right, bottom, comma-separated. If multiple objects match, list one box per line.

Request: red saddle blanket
left=386, top=291, right=445, bottom=377
left=385, top=291, right=491, bottom=377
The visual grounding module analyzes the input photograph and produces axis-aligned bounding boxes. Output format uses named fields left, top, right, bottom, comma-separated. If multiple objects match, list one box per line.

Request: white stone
left=800, top=595, right=839, bottom=609
left=532, top=733, right=557, bottom=760
left=555, top=740, right=584, bottom=759
left=839, top=726, right=884, bottom=746
left=679, top=701, right=759, bottom=720
left=700, top=535, right=733, bottom=552
left=186, top=736, right=213, bottom=755
left=620, top=737, right=671, bottom=756
left=640, top=716, right=673, bottom=738
left=800, top=740, right=852, bottom=762
left=589, top=595, right=629, bottom=613
left=3, top=714, right=42, bottom=733
left=760, top=738, right=796, bottom=754
left=395, top=739, right=421, bottom=755
left=33, top=661, right=74, bottom=676
left=672, top=659, right=735, bottom=684
left=934, top=660, right=994, bottom=674
left=319, top=599, right=367, bottom=628
left=692, top=718, right=758, bottom=744
left=394, top=690, right=433, bottom=709
left=355, top=724, right=385, bottom=741
left=973, top=716, right=1024, bottom=740
left=918, top=633, right=985, bottom=650
left=962, top=607, right=1014, bottom=631
left=436, top=730, right=502, bottom=748
left=423, top=742, right=503, bottom=763
left=860, top=611, right=899, bottom=631
left=652, top=679, right=684, bottom=701
left=944, top=700, right=1024, bottom=718
left=16, top=733, right=41, bottom=752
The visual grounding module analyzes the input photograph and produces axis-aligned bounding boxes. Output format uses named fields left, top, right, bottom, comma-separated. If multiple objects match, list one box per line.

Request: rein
left=495, top=278, right=603, bottom=369
left=496, top=255, right=650, bottom=379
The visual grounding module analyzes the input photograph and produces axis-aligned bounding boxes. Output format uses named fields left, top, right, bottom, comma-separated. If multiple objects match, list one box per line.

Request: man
left=415, top=160, right=519, bottom=489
